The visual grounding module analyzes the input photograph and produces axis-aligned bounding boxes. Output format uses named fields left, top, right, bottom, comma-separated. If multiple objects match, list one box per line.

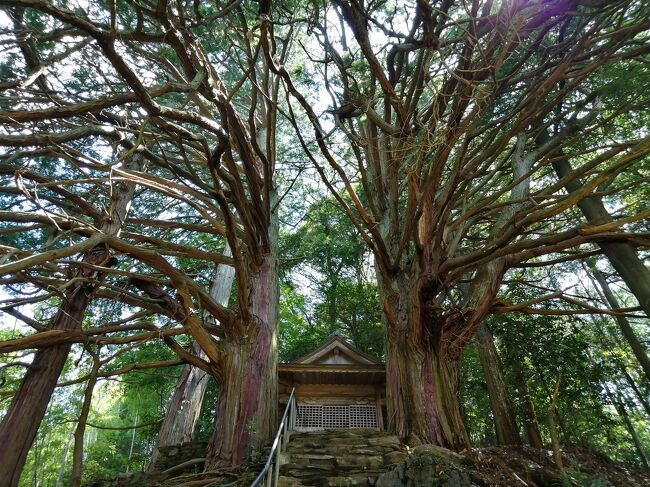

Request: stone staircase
left=279, top=429, right=406, bottom=487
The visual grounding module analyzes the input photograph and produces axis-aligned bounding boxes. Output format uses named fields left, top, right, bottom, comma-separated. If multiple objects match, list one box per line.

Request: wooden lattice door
left=295, top=403, right=378, bottom=431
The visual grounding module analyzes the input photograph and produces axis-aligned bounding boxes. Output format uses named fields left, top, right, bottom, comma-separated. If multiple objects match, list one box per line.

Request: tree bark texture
left=380, top=273, right=469, bottom=449
left=0, top=162, right=138, bottom=487
left=148, top=246, right=235, bottom=470
left=475, top=324, right=521, bottom=445
left=375, top=245, right=508, bottom=449
left=552, top=157, right=650, bottom=318
left=204, top=246, right=279, bottom=468
left=375, top=135, right=531, bottom=448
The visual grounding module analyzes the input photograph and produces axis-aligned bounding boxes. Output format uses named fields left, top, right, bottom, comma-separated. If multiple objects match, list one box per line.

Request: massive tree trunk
left=204, top=244, right=279, bottom=468
left=552, top=157, right=650, bottom=318
left=377, top=245, right=509, bottom=449
left=385, top=334, right=467, bottom=448
left=379, top=273, right=469, bottom=449
left=475, top=324, right=521, bottom=445
left=0, top=162, right=138, bottom=487
left=148, top=247, right=235, bottom=470
left=205, top=180, right=279, bottom=468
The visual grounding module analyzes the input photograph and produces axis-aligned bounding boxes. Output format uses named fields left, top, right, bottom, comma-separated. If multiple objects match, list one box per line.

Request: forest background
left=0, top=0, right=648, bottom=485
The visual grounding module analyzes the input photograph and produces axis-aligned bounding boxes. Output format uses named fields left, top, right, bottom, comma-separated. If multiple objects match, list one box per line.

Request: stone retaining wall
left=151, top=441, right=208, bottom=472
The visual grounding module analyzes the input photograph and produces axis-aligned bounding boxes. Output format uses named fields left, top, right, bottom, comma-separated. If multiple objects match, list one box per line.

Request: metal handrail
left=250, top=388, right=297, bottom=487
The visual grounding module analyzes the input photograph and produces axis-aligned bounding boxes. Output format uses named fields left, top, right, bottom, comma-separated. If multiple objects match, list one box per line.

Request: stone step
left=287, top=444, right=396, bottom=455
left=284, top=453, right=385, bottom=471
left=288, top=439, right=371, bottom=451
left=279, top=473, right=380, bottom=487
left=280, top=430, right=405, bottom=487
left=287, top=433, right=400, bottom=452
left=289, top=429, right=388, bottom=439
left=289, top=430, right=399, bottom=438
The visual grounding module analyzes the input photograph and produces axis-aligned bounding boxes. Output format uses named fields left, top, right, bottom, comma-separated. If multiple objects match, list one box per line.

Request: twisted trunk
left=378, top=247, right=507, bottom=449
left=380, top=273, right=468, bottom=448
left=385, top=335, right=467, bottom=448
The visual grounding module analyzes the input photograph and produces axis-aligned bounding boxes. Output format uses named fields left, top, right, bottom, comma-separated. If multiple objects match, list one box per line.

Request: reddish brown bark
left=380, top=274, right=469, bottom=449
left=205, top=249, right=278, bottom=468
left=385, top=337, right=468, bottom=448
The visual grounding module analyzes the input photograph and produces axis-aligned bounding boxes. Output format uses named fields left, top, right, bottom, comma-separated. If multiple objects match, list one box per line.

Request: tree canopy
left=0, top=0, right=648, bottom=485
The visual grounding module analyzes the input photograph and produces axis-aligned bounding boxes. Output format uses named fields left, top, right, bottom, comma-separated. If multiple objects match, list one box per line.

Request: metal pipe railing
left=250, top=388, right=296, bottom=487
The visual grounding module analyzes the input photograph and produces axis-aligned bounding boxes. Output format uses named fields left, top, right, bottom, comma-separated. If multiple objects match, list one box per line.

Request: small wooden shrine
left=278, top=334, right=386, bottom=431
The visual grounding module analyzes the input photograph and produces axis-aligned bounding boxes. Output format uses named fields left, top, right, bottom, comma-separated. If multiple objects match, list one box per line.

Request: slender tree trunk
left=604, top=385, right=650, bottom=469
left=55, top=428, right=75, bottom=487
left=589, top=265, right=650, bottom=382
left=620, top=367, right=650, bottom=418
left=475, top=324, right=521, bottom=445
left=590, top=308, right=650, bottom=417
left=71, top=349, right=101, bottom=487
left=547, top=377, right=564, bottom=473
left=126, top=412, right=138, bottom=473
left=204, top=244, right=279, bottom=467
left=148, top=246, right=234, bottom=470
left=512, top=360, right=544, bottom=448
left=0, top=161, right=138, bottom=487
left=552, top=158, right=650, bottom=317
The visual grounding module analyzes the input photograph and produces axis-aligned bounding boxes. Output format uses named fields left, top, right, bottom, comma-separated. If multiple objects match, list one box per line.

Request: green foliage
left=459, top=341, right=497, bottom=446
left=0, top=0, right=649, bottom=482
left=279, top=193, right=383, bottom=360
